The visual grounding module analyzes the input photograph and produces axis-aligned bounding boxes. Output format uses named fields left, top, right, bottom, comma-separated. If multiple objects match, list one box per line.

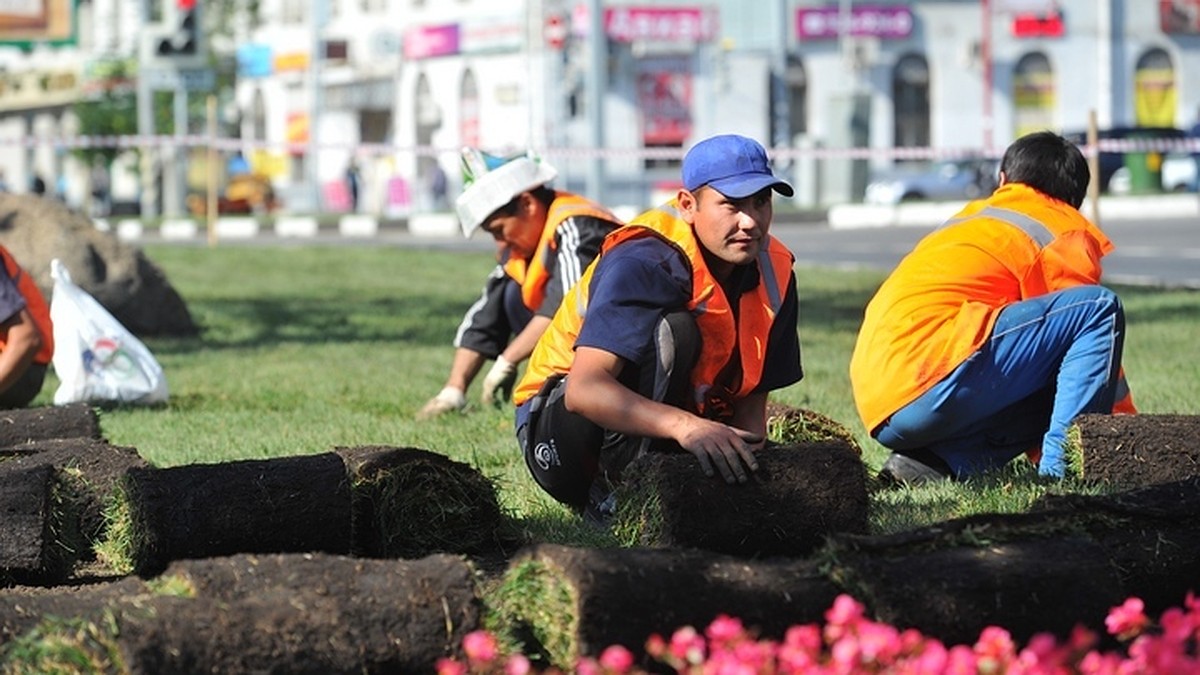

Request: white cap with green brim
left=455, top=148, right=559, bottom=237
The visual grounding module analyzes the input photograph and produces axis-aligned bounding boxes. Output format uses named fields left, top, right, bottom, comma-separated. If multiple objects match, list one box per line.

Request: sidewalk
left=101, top=193, right=1198, bottom=244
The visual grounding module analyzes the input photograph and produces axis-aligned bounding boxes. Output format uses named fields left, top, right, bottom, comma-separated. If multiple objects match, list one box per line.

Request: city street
left=133, top=205, right=1200, bottom=290
left=773, top=214, right=1200, bottom=289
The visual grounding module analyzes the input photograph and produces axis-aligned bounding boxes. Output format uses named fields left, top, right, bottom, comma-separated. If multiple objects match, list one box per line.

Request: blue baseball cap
left=682, top=134, right=794, bottom=199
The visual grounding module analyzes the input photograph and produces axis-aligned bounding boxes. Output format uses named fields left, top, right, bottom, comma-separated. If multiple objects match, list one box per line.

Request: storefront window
left=1134, top=48, right=1176, bottom=128
left=786, top=54, right=807, bottom=137
left=1013, top=52, right=1054, bottom=138
left=892, top=53, right=929, bottom=153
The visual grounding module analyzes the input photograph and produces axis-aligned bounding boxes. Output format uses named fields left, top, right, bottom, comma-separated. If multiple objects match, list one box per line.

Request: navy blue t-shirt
left=576, top=237, right=803, bottom=392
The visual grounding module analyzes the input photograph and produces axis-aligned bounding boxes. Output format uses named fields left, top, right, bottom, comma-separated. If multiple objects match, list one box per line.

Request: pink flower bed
left=438, top=592, right=1200, bottom=674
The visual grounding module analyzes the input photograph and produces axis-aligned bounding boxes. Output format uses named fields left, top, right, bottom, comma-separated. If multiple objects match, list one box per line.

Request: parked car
left=1062, top=126, right=1187, bottom=193
left=1161, top=151, right=1198, bottom=192
left=864, top=157, right=999, bottom=205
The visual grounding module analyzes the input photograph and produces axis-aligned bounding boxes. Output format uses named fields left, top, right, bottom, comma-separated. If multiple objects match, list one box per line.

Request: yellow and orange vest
left=850, top=183, right=1134, bottom=433
left=502, top=192, right=618, bottom=312
left=0, top=247, right=53, bottom=365
left=514, top=201, right=794, bottom=420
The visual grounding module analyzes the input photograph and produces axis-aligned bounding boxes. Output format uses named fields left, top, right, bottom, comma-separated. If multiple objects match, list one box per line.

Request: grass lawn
left=50, top=242, right=1200, bottom=543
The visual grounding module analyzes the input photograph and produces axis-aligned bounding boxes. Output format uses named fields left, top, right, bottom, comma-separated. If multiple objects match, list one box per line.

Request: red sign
left=604, top=7, right=717, bottom=43
left=1161, top=0, right=1200, bottom=34
left=1011, top=12, right=1064, bottom=37
left=545, top=14, right=567, bottom=50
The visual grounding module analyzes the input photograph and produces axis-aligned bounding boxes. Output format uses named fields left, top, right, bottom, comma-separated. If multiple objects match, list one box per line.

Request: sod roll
left=0, top=403, right=101, bottom=450
left=1074, top=413, right=1200, bottom=487
left=493, top=543, right=841, bottom=669
left=0, top=553, right=482, bottom=673
left=0, top=463, right=74, bottom=585
left=121, top=452, right=353, bottom=576
left=616, top=441, right=869, bottom=557
left=336, top=445, right=507, bottom=558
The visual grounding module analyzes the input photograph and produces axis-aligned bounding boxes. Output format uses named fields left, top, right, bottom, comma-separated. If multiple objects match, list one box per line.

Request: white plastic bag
left=49, top=258, right=169, bottom=405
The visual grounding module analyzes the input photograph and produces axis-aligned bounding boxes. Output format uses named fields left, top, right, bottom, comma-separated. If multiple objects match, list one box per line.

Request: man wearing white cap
left=512, top=134, right=803, bottom=523
left=417, top=149, right=623, bottom=419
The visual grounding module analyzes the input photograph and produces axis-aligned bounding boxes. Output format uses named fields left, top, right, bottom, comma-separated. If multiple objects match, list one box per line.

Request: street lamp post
left=586, top=0, right=606, bottom=205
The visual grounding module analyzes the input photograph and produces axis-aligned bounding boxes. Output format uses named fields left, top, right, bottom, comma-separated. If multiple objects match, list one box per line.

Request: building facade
left=2, top=0, right=1199, bottom=213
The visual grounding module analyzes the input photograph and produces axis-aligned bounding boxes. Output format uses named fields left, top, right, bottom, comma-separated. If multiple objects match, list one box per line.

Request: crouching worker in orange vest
left=513, top=135, right=804, bottom=525
left=416, top=148, right=623, bottom=419
left=850, top=131, right=1136, bottom=485
left=0, top=247, right=53, bottom=408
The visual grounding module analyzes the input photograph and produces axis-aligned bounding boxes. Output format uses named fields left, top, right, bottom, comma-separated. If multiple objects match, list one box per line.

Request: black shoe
left=879, top=451, right=951, bottom=487
left=582, top=479, right=617, bottom=528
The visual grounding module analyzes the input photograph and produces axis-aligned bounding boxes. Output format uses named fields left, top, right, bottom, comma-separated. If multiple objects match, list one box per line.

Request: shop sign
left=274, top=51, right=309, bottom=72
left=285, top=112, right=309, bottom=145
left=404, top=23, right=460, bottom=59
left=795, top=5, right=913, bottom=40
left=237, top=43, right=272, bottom=78
left=604, top=7, right=717, bottom=43
left=1161, top=0, right=1200, bottom=34
left=460, top=15, right=523, bottom=54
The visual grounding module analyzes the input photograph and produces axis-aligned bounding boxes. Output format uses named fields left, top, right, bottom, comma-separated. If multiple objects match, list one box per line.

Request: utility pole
left=308, top=0, right=325, bottom=212
left=586, top=0, right=606, bottom=204
left=772, top=0, right=791, bottom=155
left=981, top=0, right=994, bottom=153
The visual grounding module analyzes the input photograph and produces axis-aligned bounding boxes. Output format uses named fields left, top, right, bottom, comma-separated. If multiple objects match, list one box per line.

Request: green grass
left=39, top=243, right=1200, bottom=543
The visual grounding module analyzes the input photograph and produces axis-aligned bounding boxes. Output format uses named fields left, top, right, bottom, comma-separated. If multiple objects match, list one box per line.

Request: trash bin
left=1124, top=129, right=1164, bottom=194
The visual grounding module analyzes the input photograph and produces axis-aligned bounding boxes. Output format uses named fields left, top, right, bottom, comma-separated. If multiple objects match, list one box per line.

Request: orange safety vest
left=850, top=183, right=1134, bottom=433
left=502, top=192, right=619, bottom=312
left=514, top=200, right=795, bottom=420
left=0, top=247, right=53, bottom=365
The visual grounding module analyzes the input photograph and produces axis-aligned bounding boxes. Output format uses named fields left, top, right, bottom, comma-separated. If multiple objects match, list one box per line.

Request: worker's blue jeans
left=874, top=285, right=1126, bottom=478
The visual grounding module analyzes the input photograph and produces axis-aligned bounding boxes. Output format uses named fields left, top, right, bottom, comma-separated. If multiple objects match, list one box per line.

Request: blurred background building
left=1, top=0, right=1198, bottom=219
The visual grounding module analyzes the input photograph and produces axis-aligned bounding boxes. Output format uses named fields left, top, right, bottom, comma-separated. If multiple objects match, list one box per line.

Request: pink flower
left=574, top=658, right=602, bottom=675
left=904, top=640, right=949, bottom=675
left=435, top=657, right=467, bottom=675
left=974, top=625, right=1016, bottom=670
left=505, top=654, right=531, bottom=675
left=598, top=645, right=635, bottom=673
left=645, top=633, right=667, bottom=659
left=825, top=594, right=865, bottom=626
left=944, top=644, right=979, bottom=675
left=1105, top=597, right=1150, bottom=640
left=855, top=620, right=902, bottom=664
left=669, top=625, right=707, bottom=664
left=1077, top=649, right=1123, bottom=675
left=706, top=614, right=746, bottom=646
left=462, top=630, right=500, bottom=664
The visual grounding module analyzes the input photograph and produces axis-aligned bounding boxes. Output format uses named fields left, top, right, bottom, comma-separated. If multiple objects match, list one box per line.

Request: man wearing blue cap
left=417, top=148, right=622, bottom=419
left=511, top=134, right=803, bottom=523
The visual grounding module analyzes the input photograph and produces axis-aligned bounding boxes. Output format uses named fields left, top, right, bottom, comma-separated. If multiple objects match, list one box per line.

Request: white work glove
left=415, top=386, right=467, bottom=420
left=481, top=355, right=518, bottom=407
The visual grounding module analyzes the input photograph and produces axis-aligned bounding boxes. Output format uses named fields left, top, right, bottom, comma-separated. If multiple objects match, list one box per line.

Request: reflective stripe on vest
left=943, top=206, right=1055, bottom=248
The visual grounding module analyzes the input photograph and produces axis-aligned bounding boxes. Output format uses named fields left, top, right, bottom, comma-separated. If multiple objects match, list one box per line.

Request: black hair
left=488, top=184, right=557, bottom=220
left=999, top=131, right=1090, bottom=208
